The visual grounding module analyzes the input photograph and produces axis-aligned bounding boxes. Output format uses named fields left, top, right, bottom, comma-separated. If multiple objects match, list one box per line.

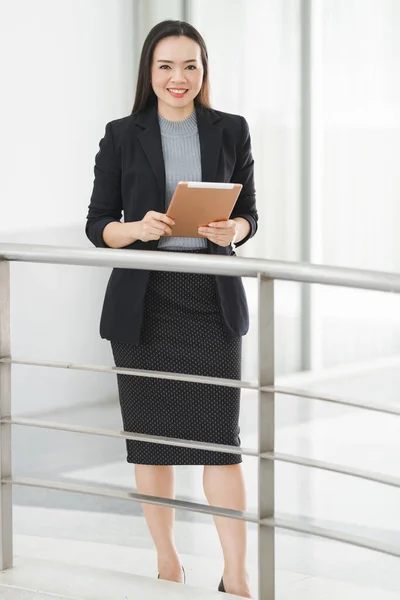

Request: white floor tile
left=0, top=591, right=74, bottom=600
left=280, top=574, right=400, bottom=600
left=0, top=556, right=244, bottom=600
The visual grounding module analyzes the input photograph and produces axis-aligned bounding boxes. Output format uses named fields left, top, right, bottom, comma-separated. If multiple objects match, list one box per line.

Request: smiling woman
left=85, top=19, right=257, bottom=598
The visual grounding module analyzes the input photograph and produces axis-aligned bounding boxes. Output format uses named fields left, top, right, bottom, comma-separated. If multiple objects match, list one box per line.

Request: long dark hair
left=132, top=20, right=212, bottom=114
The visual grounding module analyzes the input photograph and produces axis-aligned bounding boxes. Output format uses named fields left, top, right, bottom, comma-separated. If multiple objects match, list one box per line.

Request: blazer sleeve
left=230, top=116, right=258, bottom=247
left=85, top=122, right=122, bottom=248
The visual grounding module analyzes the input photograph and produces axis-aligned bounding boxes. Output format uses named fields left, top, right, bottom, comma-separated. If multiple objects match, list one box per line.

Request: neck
left=157, top=100, right=195, bottom=122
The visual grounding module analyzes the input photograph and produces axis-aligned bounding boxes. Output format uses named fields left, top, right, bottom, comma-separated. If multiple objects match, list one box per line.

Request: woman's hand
left=198, top=220, right=238, bottom=247
left=134, top=211, right=175, bottom=242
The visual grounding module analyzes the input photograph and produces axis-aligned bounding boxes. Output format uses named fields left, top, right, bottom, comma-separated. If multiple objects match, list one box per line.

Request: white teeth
left=169, top=89, right=187, bottom=94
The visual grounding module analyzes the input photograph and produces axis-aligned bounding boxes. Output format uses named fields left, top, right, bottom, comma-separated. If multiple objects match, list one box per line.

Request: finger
left=199, top=227, right=231, bottom=237
left=154, top=212, right=175, bottom=227
left=200, top=229, right=234, bottom=245
left=198, top=227, right=219, bottom=236
left=157, top=225, right=173, bottom=236
left=149, top=219, right=172, bottom=233
left=200, top=230, right=221, bottom=242
left=151, top=222, right=172, bottom=235
left=204, top=235, right=231, bottom=247
left=207, top=220, right=231, bottom=228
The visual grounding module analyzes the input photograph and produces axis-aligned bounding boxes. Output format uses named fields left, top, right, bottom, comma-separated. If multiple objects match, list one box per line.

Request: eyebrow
left=156, top=59, right=197, bottom=64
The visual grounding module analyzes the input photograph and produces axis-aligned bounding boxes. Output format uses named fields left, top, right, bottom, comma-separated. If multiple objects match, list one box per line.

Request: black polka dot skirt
left=111, top=249, right=242, bottom=466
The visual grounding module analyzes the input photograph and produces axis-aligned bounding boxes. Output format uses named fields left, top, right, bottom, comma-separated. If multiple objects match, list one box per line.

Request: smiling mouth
left=167, top=89, right=189, bottom=96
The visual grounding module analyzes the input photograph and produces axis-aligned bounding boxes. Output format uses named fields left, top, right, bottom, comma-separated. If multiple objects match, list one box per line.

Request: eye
left=159, top=64, right=197, bottom=70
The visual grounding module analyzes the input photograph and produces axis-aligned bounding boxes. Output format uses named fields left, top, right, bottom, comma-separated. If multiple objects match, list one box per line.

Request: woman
left=86, top=20, right=257, bottom=598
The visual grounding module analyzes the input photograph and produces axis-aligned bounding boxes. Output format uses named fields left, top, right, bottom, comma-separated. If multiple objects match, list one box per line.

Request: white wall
left=0, top=0, right=136, bottom=415
left=0, top=0, right=135, bottom=233
left=136, top=0, right=184, bottom=40
left=310, top=0, right=400, bottom=367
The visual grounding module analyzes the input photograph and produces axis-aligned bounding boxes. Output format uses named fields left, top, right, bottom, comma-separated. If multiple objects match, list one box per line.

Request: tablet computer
left=165, top=181, right=243, bottom=238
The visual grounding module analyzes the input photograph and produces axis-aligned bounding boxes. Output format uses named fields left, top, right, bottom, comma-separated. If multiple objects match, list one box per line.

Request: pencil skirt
left=111, top=249, right=242, bottom=465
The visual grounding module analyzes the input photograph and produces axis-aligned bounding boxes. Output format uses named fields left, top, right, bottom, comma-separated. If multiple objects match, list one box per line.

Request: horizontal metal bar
left=2, top=476, right=258, bottom=523
left=2, top=243, right=400, bottom=293
left=262, top=451, right=400, bottom=489
left=6, top=472, right=399, bottom=558
left=11, top=419, right=400, bottom=488
left=0, top=244, right=262, bottom=278
left=4, top=474, right=400, bottom=558
left=262, top=516, right=400, bottom=559
left=263, top=385, right=400, bottom=416
left=0, top=416, right=257, bottom=457
left=0, top=357, right=256, bottom=391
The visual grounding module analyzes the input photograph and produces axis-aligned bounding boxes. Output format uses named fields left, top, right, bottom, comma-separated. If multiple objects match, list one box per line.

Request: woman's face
left=151, top=35, right=204, bottom=117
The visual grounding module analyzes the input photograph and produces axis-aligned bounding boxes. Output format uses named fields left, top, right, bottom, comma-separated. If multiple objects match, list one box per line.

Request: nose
left=170, top=68, right=187, bottom=83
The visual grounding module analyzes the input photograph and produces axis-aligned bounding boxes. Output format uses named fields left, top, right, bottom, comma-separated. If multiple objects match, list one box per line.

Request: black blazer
left=86, top=103, right=258, bottom=345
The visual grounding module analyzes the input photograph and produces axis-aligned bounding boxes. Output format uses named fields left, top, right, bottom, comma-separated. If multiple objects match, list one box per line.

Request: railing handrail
left=1, top=242, right=400, bottom=293
left=2, top=242, right=400, bottom=598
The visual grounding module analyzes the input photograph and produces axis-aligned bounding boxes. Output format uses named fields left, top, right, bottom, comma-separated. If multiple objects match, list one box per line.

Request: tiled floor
left=4, top=356, right=400, bottom=598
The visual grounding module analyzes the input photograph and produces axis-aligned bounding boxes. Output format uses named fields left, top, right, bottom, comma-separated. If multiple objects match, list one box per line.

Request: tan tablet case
left=165, top=181, right=243, bottom=237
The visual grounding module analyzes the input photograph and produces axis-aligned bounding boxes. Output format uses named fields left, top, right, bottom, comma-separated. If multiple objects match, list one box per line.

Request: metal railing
left=1, top=242, right=400, bottom=599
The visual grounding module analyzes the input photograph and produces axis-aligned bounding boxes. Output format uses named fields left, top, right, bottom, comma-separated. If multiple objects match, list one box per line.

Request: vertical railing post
left=257, top=273, right=275, bottom=599
left=0, top=260, right=13, bottom=569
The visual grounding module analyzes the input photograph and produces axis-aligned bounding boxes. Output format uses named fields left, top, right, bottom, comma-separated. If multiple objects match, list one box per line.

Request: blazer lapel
left=136, top=105, right=166, bottom=202
left=196, top=106, right=223, bottom=183
left=135, top=103, right=223, bottom=197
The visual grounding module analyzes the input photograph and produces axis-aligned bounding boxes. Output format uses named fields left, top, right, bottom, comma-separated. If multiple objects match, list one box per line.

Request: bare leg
left=203, top=464, right=252, bottom=598
left=135, top=464, right=183, bottom=582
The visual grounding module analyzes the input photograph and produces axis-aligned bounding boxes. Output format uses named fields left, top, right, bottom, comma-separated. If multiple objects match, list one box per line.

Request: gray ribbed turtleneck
left=157, top=110, right=208, bottom=250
